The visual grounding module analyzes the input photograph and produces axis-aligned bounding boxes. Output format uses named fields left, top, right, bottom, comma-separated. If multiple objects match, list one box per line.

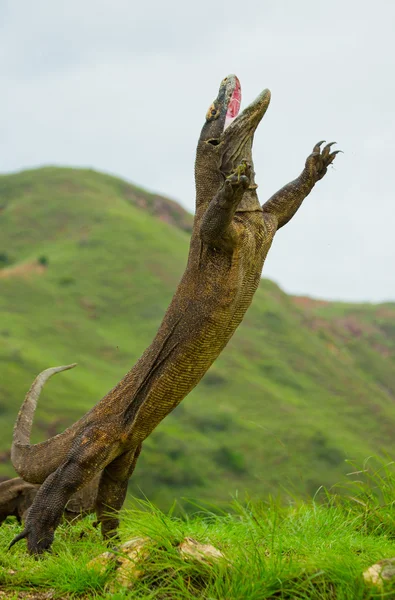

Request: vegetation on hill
left=0, top=166, right=394, bottom=510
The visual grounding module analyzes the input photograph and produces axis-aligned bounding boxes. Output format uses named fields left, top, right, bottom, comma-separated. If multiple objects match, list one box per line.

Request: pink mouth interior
left=224, top=78, right=241, bottom=130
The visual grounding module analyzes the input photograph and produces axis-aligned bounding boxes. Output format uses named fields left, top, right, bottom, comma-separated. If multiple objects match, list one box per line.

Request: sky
left=0, top=0, right=394, bottom=303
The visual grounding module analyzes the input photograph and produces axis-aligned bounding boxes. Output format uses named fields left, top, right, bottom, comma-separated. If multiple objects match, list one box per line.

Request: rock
left=114, top=537, right=153, bottom=586
left=86, top=550, right=118, bottom=576
left=178, top=536, right=225, bottom=564
left=363, top=557, right=395, bottom=588
left=87, top=536, right=153, bottom=589
left=86, top=535, right=225, bottom=590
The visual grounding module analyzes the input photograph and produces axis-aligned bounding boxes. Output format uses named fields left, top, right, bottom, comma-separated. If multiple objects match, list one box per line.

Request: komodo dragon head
left=195, top=74, right=271, bottom=213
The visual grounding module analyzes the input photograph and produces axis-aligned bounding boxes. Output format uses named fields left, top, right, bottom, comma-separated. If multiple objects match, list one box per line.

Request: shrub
left=58, top=276, right=75, bottom=286
left=214, top=445, right=246, bottom=474
left=0, top=252, right=11, bottom=267
left=38, top=255, right=49, bottom=267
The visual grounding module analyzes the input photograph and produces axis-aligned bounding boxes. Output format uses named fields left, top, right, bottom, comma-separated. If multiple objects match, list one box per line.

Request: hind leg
left=96, top=444, right=142, bottom=540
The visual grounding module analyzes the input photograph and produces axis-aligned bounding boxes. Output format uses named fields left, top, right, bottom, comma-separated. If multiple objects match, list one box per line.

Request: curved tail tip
left=57, top=363, right=77, bottom=372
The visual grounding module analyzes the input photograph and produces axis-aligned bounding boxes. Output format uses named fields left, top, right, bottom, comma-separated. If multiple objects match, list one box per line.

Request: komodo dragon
left=0, top=475, right=99, bottom=526
left=9, top=75, right=340, bottom=554
left=0, top=478, right=38, bottom=525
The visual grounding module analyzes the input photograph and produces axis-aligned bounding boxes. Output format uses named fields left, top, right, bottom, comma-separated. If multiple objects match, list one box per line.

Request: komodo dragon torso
left=9, top=75, right=339, bottom=554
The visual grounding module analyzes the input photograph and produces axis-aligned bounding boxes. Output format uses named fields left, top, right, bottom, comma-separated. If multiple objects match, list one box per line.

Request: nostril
left=207, top=139, right=220, bottom=146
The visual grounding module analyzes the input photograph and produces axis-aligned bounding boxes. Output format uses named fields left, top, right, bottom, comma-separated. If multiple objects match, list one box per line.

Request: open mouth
left=224, top=77, right=241, bottom=131
left=223, top=80, right=271, bottom=141
left=203, top=75, right=270, bottom=148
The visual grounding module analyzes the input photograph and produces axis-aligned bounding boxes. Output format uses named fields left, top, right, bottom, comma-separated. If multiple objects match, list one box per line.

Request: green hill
left=0, top=166, right=394, bottom=509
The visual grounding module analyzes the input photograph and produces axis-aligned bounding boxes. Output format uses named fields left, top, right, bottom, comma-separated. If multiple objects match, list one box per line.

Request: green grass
left=1, top=459, right=395, bottom=598
left=0, top=166, right=394, bottom=510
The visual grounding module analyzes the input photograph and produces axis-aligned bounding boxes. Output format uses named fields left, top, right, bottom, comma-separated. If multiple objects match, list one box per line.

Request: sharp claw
left=322, top=142, right=337, bottom=158
left=8, top=529, right=28, bottom=550
left=313, top=140, right=326, bottom=153
left=327, top=151, right=342, bottom=165
left=328, top=150, right=342, bottom=161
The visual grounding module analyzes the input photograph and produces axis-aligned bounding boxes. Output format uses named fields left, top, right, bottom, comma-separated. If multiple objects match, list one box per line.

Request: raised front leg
left=262, top=141, right=340, bottom=229
left=200, top=161, right=251, bottom=251
left=95, top=444, right=142, bottom=541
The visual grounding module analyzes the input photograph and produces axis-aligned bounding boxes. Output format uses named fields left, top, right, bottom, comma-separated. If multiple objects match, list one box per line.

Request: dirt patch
left=123, top=186, right=193, bottom=233
left=292, top=296, right=330, bottom=311
left=376, top=306, right=395, bottom=319
left=79, top=297, right=97, bottom=319
left=0, top=262, right=46, bottom=279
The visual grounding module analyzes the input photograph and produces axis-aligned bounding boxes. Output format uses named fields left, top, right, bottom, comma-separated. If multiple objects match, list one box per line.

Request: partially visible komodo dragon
left=0, top=475, right=99, bottom=526
left=9, top=75, right=340, bottom=554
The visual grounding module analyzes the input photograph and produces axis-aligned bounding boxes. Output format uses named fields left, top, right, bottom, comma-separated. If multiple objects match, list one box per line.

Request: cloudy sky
left=1, top=0, right=394, bottom=302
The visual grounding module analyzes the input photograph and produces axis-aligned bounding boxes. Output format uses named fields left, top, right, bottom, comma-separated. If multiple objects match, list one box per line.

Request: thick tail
left=11, top=364, right=77, bottom=483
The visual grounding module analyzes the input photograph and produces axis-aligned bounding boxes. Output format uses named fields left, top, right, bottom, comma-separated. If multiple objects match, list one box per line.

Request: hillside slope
left=0, top=167, right=394, bottom=509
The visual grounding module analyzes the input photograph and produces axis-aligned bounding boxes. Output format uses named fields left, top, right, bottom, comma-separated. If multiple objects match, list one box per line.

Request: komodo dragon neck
left=104, top=78, right=273, bottom=437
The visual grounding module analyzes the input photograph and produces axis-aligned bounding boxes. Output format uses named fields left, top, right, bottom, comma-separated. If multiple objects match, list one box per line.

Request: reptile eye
left=206, top=103, right=219, bottom=121
left=207, top=139, right=220, bottom=146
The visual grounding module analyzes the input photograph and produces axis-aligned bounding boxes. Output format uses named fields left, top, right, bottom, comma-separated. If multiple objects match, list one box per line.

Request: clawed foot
left=9, top=523, right=54, bottom=556
left=306, top=141, right=341, bottom=182
left=226, top=160, right=252, bottom=189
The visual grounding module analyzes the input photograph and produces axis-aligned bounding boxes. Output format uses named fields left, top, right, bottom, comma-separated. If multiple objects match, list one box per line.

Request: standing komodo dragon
left=9, top=75, right=340, bottom=554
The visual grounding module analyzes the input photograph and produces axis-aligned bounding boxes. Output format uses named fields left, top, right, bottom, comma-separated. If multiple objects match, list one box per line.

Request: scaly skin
left=0, top=479, right=38, bottom=526
left=9, top=75, right=340, bottom=554
left=0, top=476, right=99, bottom=526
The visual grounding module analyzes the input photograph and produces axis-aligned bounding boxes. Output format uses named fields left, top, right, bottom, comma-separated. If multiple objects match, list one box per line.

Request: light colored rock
left=86, top=536, right=152, bottom=588
left=87, top=535, right=224, bottom=590
left=178, top=536, right=225, bottom=564
left=86, top=550, right=117, bottom=575
left=363, top=557, right=395, bottom=588
left=115, top=536, right=152, bottom=586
